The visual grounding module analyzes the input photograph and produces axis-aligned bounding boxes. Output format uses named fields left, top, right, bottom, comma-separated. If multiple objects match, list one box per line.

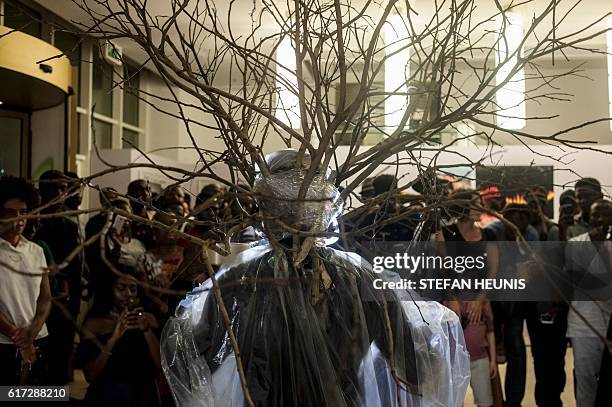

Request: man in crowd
left=549, top=189, right=579, bottom=242
left=127, top=179, right=154, bottom=249
left=352, top=174, right=418, bottom=243
left=479, top=185, right=505, bottom=227
left=127, top=179, right=151, bottom=217
left=65, top=171, right=86, bottom=239
left=485, top=204, right=538, bottom=407
left=566, top=178, right=603, bottom=240
left=35, top=170, right=83, bottom=386
left=0, top=176, right=51, bottom=385
left=524, top=186, right=569, bottom=407
left=566, top=199, right=612, bottom=407
left=160, top=185, right=187, bottom=212
left=525, top=186, right=556, bottom=241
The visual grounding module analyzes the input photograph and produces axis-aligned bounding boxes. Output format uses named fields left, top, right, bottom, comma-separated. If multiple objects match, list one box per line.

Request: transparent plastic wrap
left=161, top=150, right=470, bottom=406
left=252, top=149, right=342, bottom=243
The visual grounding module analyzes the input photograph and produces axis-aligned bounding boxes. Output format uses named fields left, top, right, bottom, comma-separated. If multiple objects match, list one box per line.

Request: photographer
left=85, top=196, right=145, bottom=298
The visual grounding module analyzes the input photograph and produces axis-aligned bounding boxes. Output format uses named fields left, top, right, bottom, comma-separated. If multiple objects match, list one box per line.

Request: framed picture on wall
left=476, top=165, right=554, bottom=218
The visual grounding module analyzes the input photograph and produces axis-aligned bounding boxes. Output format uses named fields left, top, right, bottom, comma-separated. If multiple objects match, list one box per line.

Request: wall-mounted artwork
left=476, top=165, right=554, bottom=217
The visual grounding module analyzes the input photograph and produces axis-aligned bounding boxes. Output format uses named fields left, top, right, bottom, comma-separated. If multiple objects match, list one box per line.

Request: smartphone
left=127, top=296, right=141, bottom=311
left=112, top=215, right=130, bottom=242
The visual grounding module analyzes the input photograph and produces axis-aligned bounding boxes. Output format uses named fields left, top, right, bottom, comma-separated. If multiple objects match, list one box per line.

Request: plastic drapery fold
left=161, top=150, right=470, bottom=406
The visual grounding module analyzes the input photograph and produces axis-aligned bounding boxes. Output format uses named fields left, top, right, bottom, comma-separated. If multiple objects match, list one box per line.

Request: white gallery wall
left=444, top=51, right=611, bottom=146
left=88, top=23, right=612, bottom=216
left=88, top=148, right=232, bottom=209
left=140, top=50, right=611, bottom=163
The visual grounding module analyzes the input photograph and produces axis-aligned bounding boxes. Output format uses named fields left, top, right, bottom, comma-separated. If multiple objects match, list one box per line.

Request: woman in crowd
left=439, top=190, right=502, bottom=407
left=142, top=206, right=186, bottom=288
left=140, top=204, right=192, bottom=316
left=76, top=270, right=161, bottom=407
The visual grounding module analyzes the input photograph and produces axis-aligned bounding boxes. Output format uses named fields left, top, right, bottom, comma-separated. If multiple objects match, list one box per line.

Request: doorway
left=0, top=109, right=30, bottom=178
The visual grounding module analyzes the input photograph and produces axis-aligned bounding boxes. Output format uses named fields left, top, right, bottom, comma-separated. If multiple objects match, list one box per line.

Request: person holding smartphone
left=549, top=190, right=580, bottom=242
left=76, top=269, right=161, bottom=407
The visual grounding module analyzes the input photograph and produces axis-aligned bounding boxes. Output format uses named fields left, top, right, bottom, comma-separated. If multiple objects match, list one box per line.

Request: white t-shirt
left=566, top=233, right=612, bottom=338
left=0, top=236, right=49, bottom=344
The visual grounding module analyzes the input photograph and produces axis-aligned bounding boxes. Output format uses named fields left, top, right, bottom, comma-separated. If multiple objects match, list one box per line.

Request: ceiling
left=34, top=0, right=611, bottom=39
left=33, top=0, right=611, bottom=83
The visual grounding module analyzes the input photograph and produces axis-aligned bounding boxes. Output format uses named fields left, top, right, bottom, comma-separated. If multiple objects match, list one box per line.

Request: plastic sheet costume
left=161, top=150, right=470, bottom=406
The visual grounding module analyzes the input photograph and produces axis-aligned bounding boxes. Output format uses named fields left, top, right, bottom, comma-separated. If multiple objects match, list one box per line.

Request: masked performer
left=161, top=150, right=469, bottom=406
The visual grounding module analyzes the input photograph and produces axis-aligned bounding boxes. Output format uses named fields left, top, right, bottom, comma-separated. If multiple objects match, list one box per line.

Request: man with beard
left=485, top=204, right=538, bottom=407
left=524, top=186, right=570, bottom=407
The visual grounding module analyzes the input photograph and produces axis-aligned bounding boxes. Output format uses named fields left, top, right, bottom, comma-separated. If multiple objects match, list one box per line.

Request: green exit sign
left=103, top=41, right=123, bottom=67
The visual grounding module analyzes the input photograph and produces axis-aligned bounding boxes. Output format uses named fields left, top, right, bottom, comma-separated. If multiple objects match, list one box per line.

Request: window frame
left=76, top=42, right=145, bottom=153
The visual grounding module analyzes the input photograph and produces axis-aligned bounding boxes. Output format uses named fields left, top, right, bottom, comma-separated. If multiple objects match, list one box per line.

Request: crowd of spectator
left=0, top=173, right=254, bottom=406
left=349, top=174, right=612, bottom=407
left=0, top=170, right=610, bottom=407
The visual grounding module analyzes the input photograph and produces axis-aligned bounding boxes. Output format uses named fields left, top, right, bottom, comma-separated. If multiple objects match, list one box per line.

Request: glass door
left=0, top=110, right=30, bottom=178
